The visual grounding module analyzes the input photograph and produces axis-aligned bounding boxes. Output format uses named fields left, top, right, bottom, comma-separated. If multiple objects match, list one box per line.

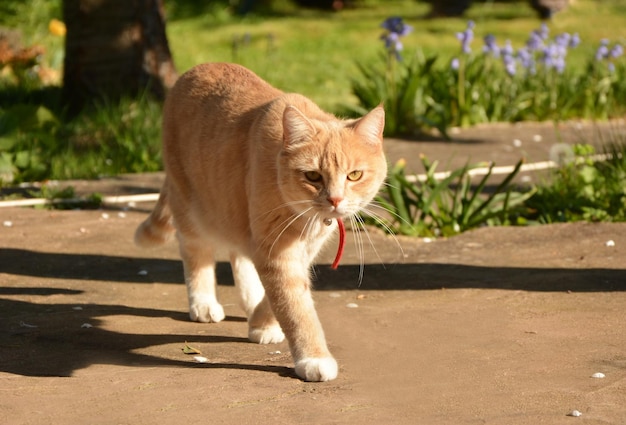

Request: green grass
left=164, top=0, right=626, bottom=111
left=3, top=0, right=626, bottom=112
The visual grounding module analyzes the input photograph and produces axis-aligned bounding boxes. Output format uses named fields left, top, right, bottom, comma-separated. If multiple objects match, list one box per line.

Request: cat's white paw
left=189, top=299, right=225, bottom=323
left=295, top=357, right=338, bottom=382
left=248, top=325, right=285, bottom=344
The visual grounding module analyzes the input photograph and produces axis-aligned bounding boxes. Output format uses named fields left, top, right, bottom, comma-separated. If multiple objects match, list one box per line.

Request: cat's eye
left=304, top=171, right=323, bottom=182
left=347, top=170, right=363, bottom=181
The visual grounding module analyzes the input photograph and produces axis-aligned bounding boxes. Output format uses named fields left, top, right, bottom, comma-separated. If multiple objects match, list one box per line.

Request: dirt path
left=1, top=207, right=624, bottom=424
left=1, top=121, right=625, bottom=424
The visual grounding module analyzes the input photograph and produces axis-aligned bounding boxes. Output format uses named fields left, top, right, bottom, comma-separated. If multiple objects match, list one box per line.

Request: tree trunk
left=62, top=0, right=177, bottom=112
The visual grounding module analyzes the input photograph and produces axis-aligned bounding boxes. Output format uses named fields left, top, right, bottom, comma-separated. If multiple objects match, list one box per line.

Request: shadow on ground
left=2, top=248, right=625, bottom=292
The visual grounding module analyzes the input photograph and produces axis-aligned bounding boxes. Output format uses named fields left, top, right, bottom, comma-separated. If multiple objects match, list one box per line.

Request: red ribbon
left=331, top=218, right=345, bottom=269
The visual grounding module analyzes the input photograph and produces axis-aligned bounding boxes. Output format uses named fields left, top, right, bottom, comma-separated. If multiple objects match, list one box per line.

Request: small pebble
left=117, top=212, right=127, bottom=218
left=422, top=237, right=433, bottom=244
left=513, top=139, right=522, bottom=147
left=101, top=213, right=110, bottom=220
left=3, top=220, right=13, bottom=227
left=346, top=303, right=359, bottom=309
left=269, top=351, right=282, bottom=355
left=533, top=134, right=543, bottom=142
left=72, top=306, right=83, bottom=311
left=567, top=410, right=582, bottom=417
left=605, top=240, right=615, bottom=247
left=329, top=292, right=342, bottom=299
left=81, top=323, right=93, bottom=328
left=591, top=372, right=605, bottom=378
left=193, top=356, right=209, bottom=363
left=137, top=270, right=148, bottom=276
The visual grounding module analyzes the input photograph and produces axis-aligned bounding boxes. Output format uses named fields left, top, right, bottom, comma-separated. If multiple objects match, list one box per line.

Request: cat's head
left=277, top=105, right=387, bottom=221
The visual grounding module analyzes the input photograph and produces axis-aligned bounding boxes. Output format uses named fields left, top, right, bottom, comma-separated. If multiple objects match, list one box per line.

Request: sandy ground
left=1, top=121, right=625, bottom=424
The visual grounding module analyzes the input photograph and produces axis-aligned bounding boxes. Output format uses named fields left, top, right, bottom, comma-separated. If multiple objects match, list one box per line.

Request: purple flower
left=381, top=16, right=413, bottom=37
left=610, top=43, right=623, bottom=59
left=554, top=33, right=571, bottom=49
left=382, top=32, right=402, bottom=51
left=541, top=43, right=565, bottom=73
left=503, top=55, right=517, bottom=76
left=483, top=34, right=500, bottom=58
left=595, top=39, right=610, bottom=61
left=451, top=57, right=460, bottom=70
left=593, top=40, right=622, bottom=72
left=456, top=20, right=475, bottom=54
left=517, top=47, right=536, bottom=74
left=380, top=16, right=413, bottom=60
left=526, top=33, right=543, bottom=52
left=569, top=33, right=581, bottom=48
left=527, top=24, right=549, bottom=51
left=502, top=40, right=514, bottom=57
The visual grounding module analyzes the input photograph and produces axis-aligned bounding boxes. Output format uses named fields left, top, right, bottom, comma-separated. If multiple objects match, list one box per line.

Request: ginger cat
left=135, top=63, right=386, bottom=381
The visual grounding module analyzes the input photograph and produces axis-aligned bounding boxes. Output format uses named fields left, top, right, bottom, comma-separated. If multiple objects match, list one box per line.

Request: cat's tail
left=134, top=182, right=176, bottom=248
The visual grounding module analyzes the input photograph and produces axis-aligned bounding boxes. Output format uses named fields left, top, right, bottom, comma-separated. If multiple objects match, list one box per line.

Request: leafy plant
left=521, top=143, right=626, bottom=223
left=351, top=19, right=626, bottom=136
left=369, top=156, right=533, bottom=237
left=0, top=104, right=60, bottom=184
left=0, top=94, right=163, bottom=184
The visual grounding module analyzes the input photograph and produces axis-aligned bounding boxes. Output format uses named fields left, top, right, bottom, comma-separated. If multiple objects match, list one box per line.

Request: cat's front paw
left=295, top=357, right=338, bottom=382
left=189, top=299, right=225, bottom=323
left=249, top=325, right=285, bottom=344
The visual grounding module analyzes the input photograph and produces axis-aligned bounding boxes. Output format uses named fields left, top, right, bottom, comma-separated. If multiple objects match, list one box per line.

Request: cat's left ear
left=283, top=105, right=315, bottom=149
left=354, top=105, right=385, bottom=147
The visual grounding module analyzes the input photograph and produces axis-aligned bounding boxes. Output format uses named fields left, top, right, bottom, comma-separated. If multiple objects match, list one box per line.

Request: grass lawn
left=4, top=0, right=626, bottom=112
left=164, top=0, right=626, bottom=111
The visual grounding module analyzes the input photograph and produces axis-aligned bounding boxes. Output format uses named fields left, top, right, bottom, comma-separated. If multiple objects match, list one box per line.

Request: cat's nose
left=327, top=196, right=343, bottom=208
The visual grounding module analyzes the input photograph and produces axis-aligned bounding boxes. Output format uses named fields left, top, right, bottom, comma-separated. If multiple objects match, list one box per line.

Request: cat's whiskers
left=299, top=212, right=319, bottom=242
left=349, top=215, right=366, bottom=287
left=367, top=201, right=416, bottom=231
left=266, top=206, right=314, bottom=258
left=359, top=205, right=406, bottom=263
left=252, top=200, right=314, bottom=225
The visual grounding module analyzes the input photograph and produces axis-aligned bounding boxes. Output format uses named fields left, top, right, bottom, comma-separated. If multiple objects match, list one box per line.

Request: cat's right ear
left=283, top=105, right=315, bottom=149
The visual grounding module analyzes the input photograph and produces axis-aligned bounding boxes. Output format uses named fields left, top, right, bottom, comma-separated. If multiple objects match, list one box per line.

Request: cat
left=134, top=62, right=387, bottom=381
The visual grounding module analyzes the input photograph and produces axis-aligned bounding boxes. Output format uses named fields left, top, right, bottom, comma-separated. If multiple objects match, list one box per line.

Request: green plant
left=351, top=19, right=626, bottom=135
left=367, top=156, right=533, bottom=237
left=521, top=143, right=626, bottom=223
left=0, top=94, right=163, bottom=184
left=349, top=50, right=448, bottom=137
left=0, top=104, right=60, bottom=183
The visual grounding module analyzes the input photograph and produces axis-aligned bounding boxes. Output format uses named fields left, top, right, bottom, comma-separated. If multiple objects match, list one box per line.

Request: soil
left=1, top=121, right=625, bottom=424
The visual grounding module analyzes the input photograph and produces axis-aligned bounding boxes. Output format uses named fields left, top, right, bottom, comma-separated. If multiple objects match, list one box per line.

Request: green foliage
left=521, top=143, right=626, bottom=223
left=370, top=156, right=533, bottom=237
left=0, top=104, right=60, bottom=183
left=0, top=95, right=163, bottom=185
left=348, top=50, right=449, bottom=137
left=351, top=21, right=626, bottom=136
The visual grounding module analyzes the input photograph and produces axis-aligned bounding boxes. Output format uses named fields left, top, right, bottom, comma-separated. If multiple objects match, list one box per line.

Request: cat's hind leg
left=230, top=252, right=284, bottom=344
left=178, top=235, right=225, bottom=323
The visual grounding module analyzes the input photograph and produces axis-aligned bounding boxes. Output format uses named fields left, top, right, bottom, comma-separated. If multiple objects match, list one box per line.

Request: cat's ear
left=283, top=105, right=315, bottom=149
left=354, top=105, right=385, bottom=146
